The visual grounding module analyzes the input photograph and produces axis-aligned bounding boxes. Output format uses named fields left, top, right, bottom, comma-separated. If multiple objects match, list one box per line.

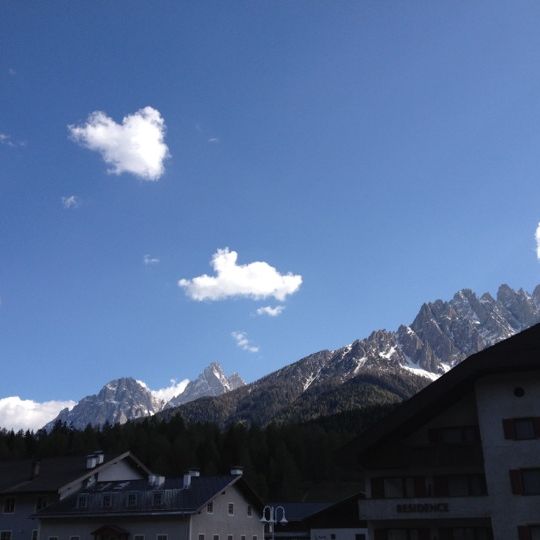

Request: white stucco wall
left=476, top=371, right=540, bottom=540
left=190, top=483, right=263, bottom=540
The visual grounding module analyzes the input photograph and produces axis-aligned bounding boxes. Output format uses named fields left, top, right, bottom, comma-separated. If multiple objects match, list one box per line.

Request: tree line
left=0, top=403, right=396, bottom=501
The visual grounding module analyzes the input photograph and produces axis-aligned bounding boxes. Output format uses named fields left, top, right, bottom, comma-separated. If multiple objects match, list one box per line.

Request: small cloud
left=61, top=195, right=80, bottom=209
left=8, top=68, right=16, bottom=76
left=536, top=223, right=540, bottom=259
left=0, top=132, right=25, bottom=148
left=68, top=106, right=170, bottom=181
left=232, top=331, right=259, bottom=353
left=179, top=248, right=303, bottom=302
left=137, top=378, right=190, bottom=403
left=143, top=254, right=160, bottom=266
left=256, top=305, right=285, bottom=317
left=0, top=396, right=76, bottom=432
left=208, top=137, right=220, bottom=144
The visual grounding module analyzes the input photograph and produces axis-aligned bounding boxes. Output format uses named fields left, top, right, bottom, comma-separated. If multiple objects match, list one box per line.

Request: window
left=0, top=532, right=11, bottom=540
left=439, top=528, right=492, bottom=540
left=522, top=469, right=540, bottom=495
left=198, top=536, right=204, bottom=540
left=228, top=536, right=233, bottom=540
left=247, top=504, right=252, bottom=516
left=35, top=497, right=47, bottom=511
left=331, top=535, right=336, bottom=540
left=152, top=492, right=163, bottom=506
left=433, top=475, right=487, bottom=497
left=503, top=418, right=540, bottom=440
left=241, top=537, right=246, bottom=540
left=32, top=530, right=38, bottom=540
left=355, top=536, right=366, bottom=540
left=213, top=535, right=219, bottom=540
left=156, top=535, right=167, bottom=540
left=207, top=501, right=213, bottom=513
left=228, top=502, right=234, bottom=515
left=380, top=531, right=430, bottom=540
left=253, top=536, right=258, bottom=540
left=429, top=426, right=480, bottom=444
left=134, top=535, right=145, bottom=540
left=530, top=527, right=540, bottom=540
left=372, top=477, right=426, bottom=498
left=70, top=536, right=80, bottom=540
left=127, top=493, right=138, bottom=507
left=102, top=494, right=112, bottom=508
left=48, top=537, right=58, bottom=540
left=3, top=498, right=15, bottom=513
left=76, top=494, right=88, bottom=509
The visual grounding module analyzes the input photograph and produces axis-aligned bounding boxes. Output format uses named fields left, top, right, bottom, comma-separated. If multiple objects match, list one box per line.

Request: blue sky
left=2, top=1, right=540, bottom=428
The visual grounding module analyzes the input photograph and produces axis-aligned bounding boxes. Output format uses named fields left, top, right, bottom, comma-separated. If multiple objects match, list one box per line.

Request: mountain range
left=45, top=283, right=540, bottom=430
left=44, top=363, right=244, bottom=431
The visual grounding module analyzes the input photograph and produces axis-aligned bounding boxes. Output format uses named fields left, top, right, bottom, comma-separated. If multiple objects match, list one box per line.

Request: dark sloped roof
left=38, top=475, right=261, bottom=518
left=348, top=322, right=540, bottom=460
left=0, top=452, right=149, bottom=494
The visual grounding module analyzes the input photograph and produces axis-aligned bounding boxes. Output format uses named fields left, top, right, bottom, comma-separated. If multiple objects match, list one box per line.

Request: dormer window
left=102, top=494, right=112, bottom=509
left=3, top=498, right=15, bottom=513
left=127, top=493, right=138, bottom=508
left=152, top=492, right=163, bottom=507
left=76, top=495, right=88, bottom=509
left=207, top=502, right=213, bottom=513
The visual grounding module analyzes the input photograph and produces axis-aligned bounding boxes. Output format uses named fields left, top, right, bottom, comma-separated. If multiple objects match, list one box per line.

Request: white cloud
left=0, top=132, right=15, bottom=147
left=8, top=68, right=16, bottom=76
left=256, top=305, right=285, bottom=317
left=61, top=195, right=80, bottom=209
left=536, top=223, right=540, bottom=259
left=68, top=106, right=169, bottom=181
left=0, top=397, right=76, bottom=432
left=179, top=248, right=302, bottom=302
left=143, top=254, right=160, bottom=266
left=232, top=331, right=259, bottom=353
left=137, top=378, right=190, bottom=403
left=208, top=137, right=220, bottom=143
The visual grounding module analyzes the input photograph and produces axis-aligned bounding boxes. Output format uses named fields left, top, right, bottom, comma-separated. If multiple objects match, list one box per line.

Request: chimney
left=156, top=476, right=165, bottom=487
left=86, top=454, right=97, bottom=470
left=183, top=468, right=200, bottom=489
left=94, top=451, right=105, bottom=465
left=31, top=460, right=41, bottom=479
left=230, top=466, right=243, bottom=476
left=148, top=474, right=157, bottom=486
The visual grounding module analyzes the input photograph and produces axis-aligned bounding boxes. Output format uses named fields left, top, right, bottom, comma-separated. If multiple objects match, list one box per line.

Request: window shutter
left=371, top=478, right=384, bottom=498
left=509, top=469, right=524, bottom=495
left=503, top=419, right=516, bottom=440
left=414, top=477, right=427, bottom=497
left=433, top=476, right=449, bottom=497
left=518, top=526, right=531, bottom=540
left=533, top=418, right=540, bottom=438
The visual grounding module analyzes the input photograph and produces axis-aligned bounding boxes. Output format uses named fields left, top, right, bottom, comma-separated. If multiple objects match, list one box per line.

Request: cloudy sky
left=2, top=1, right=540, bottom=430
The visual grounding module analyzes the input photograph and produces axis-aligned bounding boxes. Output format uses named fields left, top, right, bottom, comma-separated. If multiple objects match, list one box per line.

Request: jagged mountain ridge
left=160, top=283, right=540, bottom=427
left=44, top=363, right=244, bottom=430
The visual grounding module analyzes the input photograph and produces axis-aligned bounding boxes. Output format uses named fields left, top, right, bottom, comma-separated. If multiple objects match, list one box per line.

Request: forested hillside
left=0, top=403, right=396, bottom=501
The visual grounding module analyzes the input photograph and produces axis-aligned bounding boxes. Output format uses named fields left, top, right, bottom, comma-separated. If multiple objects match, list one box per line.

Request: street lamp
left=260, top=505, right=288, bottom=540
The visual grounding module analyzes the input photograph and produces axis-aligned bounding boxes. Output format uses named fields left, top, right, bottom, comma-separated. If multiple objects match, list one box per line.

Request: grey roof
left=0, top=452, right=149, bottom=495
left=38, top=475, right=262, bottom=518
